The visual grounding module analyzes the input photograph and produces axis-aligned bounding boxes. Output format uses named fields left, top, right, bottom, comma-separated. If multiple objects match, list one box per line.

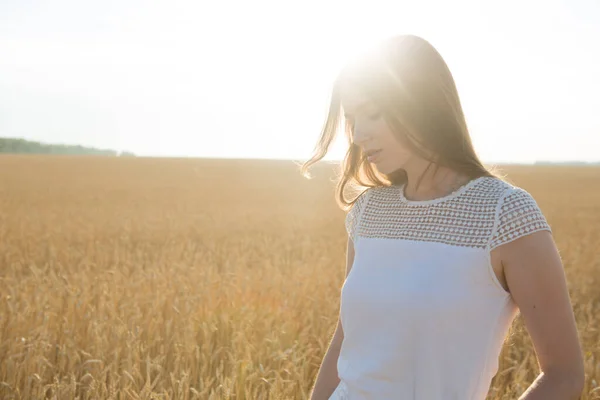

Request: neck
left=402, top=159, right=467, bottom=201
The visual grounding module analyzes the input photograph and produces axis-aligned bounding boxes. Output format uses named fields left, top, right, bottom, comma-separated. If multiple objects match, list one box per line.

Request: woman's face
left=340, top=83, right=414, bottom=175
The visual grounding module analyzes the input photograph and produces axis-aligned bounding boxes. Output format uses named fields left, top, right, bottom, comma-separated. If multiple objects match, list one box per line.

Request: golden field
left=0, top=155, right=598, bottom=400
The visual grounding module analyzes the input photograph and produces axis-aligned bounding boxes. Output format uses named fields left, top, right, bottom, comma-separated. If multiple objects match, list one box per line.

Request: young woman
left=302, top=35, right=584, bottom=400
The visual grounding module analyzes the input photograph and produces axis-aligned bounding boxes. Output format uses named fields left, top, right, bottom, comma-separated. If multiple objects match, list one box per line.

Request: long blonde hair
left=300, top=34, right=505, bottom=210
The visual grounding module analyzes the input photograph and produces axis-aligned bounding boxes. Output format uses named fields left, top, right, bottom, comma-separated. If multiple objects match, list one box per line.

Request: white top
left=329, top=176, right=552, bottom=400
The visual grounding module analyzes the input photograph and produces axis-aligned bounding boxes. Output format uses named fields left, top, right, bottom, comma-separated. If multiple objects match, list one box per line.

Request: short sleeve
left=345, top=189, right=370, bottom=242
left=489, top=187, right=552, bottom=250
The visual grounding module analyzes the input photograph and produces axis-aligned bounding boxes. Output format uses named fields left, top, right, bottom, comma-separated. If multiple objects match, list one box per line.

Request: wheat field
left=0, top=155, right=598, bottom=399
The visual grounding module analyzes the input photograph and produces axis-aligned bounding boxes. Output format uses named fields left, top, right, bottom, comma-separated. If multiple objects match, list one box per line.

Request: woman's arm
left=499, top=230, right=585, bottom=399
left=309, top=318, right=344, bottom=400
left=309, top=237, right=355, bottom=400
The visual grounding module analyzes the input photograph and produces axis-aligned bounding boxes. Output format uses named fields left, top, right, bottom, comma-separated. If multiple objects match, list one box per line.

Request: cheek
left=379, top=125, right=411, bottom=156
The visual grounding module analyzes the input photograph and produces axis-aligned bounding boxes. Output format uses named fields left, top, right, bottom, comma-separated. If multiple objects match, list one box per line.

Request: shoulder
left=466, top=176, right=544, bottom=212
left=469, top=175, right=514, bottom=200
left=344, top=187, right=374, bottom=241
left=347, top=187, right=374, bottom=213
left=344, top=185, right=398, bottom=240
left=488, top=179, right=552, bottom=251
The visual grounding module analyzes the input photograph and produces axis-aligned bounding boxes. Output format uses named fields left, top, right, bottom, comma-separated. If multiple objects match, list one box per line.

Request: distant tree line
left=0, top=137, right=135, bottom=156
left=534, top=160, right=599, bottom=165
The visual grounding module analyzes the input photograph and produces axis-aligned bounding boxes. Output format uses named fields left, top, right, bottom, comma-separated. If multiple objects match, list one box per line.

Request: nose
left=352, top=125, right=373, bottom=148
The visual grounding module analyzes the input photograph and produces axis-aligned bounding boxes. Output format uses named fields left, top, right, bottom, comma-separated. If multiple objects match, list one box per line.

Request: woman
left=301, top=35, right=584, bottom=400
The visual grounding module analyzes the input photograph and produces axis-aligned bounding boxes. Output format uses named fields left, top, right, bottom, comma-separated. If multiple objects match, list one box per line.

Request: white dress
left=328, top=176, right=552, bottom=400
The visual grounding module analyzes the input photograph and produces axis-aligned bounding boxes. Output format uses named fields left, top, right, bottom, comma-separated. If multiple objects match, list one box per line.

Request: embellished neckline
left=398, top=176, right=488, bottom=206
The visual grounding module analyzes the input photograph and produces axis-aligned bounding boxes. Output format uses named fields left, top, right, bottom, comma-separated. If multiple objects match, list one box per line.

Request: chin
left=377, top=162, right=404, bottom=175
left=374, top=163, right=393, bottom=175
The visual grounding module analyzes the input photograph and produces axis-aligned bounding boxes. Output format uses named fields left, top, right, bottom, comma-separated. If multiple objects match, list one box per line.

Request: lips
left=365, top=149, right=382, bottom=162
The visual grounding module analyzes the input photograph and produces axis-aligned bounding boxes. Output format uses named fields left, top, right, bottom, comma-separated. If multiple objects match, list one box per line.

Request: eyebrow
left=342, top=100, right=371, bottom=117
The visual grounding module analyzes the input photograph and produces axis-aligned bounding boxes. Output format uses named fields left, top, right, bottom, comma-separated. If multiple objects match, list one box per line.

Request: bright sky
left=1, top=0, right=599, bottom=163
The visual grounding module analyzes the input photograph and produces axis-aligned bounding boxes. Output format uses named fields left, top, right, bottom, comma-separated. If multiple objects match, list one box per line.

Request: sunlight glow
left=0, top=0, right=599, bottom=163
